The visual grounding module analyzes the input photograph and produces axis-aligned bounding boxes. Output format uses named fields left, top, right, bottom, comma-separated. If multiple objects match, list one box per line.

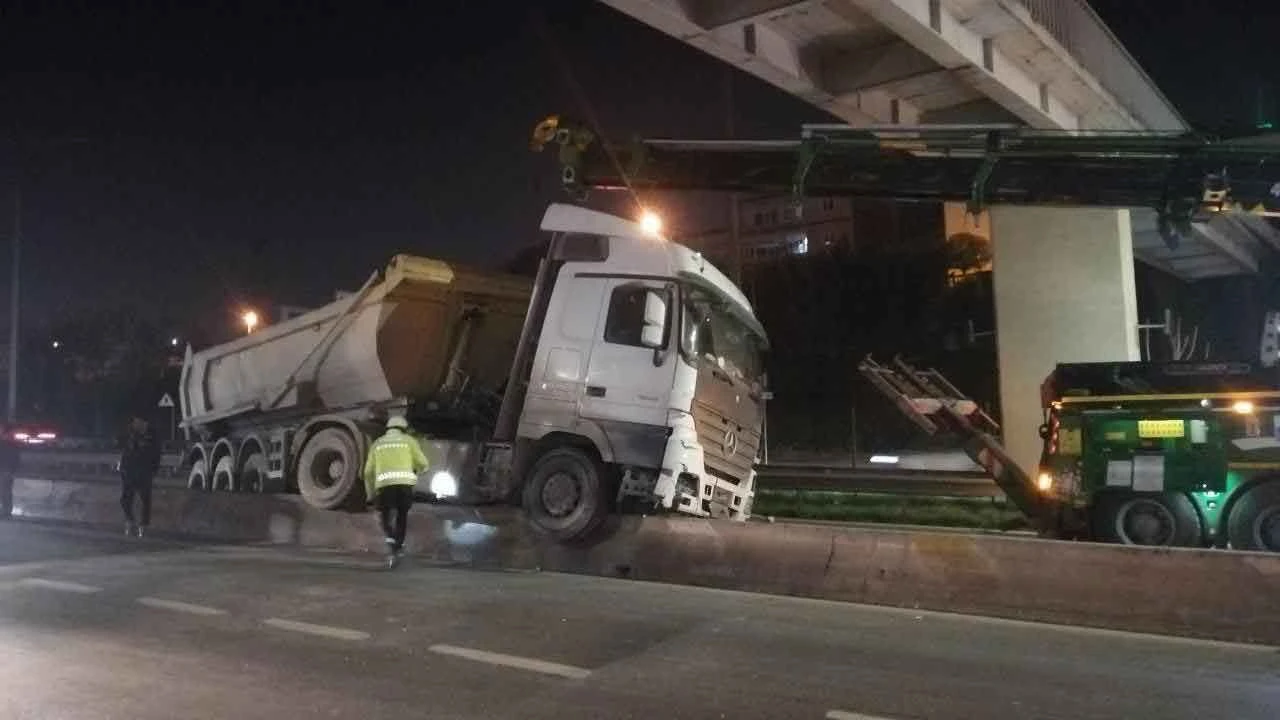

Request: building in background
left=678, top=194, right=957, bottom=273
left=678, top=194, right=856, bottom=271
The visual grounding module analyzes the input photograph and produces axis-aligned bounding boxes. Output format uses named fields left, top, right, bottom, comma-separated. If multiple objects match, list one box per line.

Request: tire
left=212, top=455, right=235, bottom=492
left=1226, top=481, right=1280, bottom=552
left=520, top=446, right=612, bottom=543
left=187, top=458, right=209, bottom=490
left=238, top=452, right=269, bottom=493
left=1090, top=492, right=1203, bottom=547
left=296, top=428, right=362, bottom=510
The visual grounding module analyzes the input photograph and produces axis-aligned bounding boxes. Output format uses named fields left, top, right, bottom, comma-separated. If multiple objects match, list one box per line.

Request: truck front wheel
left=1226, top=481, right=1280, bottom=552
left=297, top=428, right=363, bottom=510
left=521, top=446, right=610, bottom=543
left=1091, top=492, right=1203, bottom=547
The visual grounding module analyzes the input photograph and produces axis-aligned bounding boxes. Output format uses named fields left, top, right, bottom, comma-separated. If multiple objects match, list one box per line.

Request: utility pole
left=7, top=185, right=19, bottom=423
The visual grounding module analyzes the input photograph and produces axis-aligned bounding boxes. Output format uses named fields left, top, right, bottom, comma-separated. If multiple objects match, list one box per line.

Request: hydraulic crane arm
left=531, top=116, right=1280, bottom=242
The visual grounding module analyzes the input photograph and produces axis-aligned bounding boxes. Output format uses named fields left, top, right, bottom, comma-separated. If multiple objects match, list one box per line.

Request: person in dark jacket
left=120, top=415, right=161, bottom=536
left=0, top=424, right=19, bottom=519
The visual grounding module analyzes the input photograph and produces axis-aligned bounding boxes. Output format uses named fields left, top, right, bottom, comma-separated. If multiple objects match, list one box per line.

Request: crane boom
left=531, top=116, right=1280, bottom=244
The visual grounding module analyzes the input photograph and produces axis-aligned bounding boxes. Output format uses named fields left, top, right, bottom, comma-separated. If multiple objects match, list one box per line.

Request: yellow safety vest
left=361, top=428, right=429, bottom=498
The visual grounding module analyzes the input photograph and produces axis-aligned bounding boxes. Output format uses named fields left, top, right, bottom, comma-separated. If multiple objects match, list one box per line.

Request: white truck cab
left=478, top=203, right=769, bottom=540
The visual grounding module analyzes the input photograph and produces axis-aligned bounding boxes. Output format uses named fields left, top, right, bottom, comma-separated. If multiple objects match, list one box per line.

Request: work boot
left=136, top=525, right=147, bottom=538
left=124, top=521, right=137, bottom=537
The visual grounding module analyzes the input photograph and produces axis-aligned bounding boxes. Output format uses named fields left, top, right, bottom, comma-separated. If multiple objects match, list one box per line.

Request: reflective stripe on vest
left=376, top=471, right=417, bottom=482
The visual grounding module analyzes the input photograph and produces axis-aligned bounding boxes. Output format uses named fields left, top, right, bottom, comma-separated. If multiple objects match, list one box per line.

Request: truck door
left=580, top=279, right=677, bottom=427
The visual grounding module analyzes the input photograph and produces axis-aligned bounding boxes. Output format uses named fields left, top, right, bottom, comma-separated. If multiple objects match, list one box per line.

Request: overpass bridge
left=558, top=0, right=1280, bottom=476
left=596, top=0, right=1280, bottom=281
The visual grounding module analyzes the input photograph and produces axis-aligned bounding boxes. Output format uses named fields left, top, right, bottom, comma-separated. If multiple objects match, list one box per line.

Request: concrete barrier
left=12, top=477, right=1280, bottom=645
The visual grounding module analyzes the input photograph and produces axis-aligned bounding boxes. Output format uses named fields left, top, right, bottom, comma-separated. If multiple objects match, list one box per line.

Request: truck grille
left=692, top=400, right=759, bottom=486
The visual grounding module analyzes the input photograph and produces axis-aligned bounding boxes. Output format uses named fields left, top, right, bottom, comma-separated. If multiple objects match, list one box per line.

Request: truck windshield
left=680, top=285, right=765, bottom=392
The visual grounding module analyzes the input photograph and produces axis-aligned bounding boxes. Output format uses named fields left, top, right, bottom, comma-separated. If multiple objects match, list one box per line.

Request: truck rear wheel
left=212, top=455, right=235, bottom=492
left=297, top=428, right=362, bottom=510
left=187, top=459, right=209, bottom=491
left=1226, top=481, right=1280, bottom=552
left=238, top=452, right=270, bottom=493
left=1091, top=492, right=1203, bottom=547
left=521, top=446, right=610, bottom=543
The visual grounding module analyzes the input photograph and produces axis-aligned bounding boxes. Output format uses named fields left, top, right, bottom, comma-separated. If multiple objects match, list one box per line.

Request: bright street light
left=639, top=209, right=663, bottom=236
left=170, top=337, right=180, bottom=347
left=242, top=310, right=260, bottom=334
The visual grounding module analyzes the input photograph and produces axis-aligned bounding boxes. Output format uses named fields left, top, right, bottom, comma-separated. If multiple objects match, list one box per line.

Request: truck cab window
left=604, top=284, right=660, bottom=347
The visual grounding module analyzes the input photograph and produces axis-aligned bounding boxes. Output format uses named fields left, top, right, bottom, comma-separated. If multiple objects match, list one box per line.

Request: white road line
left=262, top=618, right=371, bottom=642
left=137, top=597, right=227, bottom=616
left=827, top=711, right=899, bottom=720
left=428, top=643, right=592, bottom=680
left=16, top=578, right=102, bottom=594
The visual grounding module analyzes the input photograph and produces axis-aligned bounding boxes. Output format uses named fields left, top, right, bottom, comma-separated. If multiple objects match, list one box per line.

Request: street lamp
left=241, top=310, right=260, bottom=334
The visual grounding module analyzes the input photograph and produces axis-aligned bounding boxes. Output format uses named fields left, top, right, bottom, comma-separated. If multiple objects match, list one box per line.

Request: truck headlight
left=430, top=471, right=458, bottom=498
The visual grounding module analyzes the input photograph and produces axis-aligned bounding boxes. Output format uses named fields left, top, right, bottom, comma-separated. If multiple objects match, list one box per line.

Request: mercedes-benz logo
left=723, top=428, right=738, bottom=455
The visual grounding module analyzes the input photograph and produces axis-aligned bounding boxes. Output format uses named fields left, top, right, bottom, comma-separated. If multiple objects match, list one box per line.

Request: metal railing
left=1010, top=0, right=1185, bottom=131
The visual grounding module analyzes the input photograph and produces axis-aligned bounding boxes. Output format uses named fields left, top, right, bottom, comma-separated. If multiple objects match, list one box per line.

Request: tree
left=43, top=308, right=173, bottom=437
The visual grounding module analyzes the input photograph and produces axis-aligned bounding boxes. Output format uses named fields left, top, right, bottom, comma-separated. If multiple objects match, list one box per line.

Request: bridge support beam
left=991, top=206, right=1141, bottom=475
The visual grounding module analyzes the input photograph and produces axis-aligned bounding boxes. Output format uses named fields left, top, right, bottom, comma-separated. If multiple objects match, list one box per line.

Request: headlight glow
left=429, top=471, right=458, bottom=498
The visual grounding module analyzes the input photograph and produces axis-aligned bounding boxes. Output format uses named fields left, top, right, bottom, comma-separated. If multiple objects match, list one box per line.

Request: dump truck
left=178, top=203, right=769, bottom=542
left=860, top=356, right=1280, bottom=552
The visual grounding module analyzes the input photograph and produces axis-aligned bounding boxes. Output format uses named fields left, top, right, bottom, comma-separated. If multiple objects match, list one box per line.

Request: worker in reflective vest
left=362, top=415, right=429, bottom=567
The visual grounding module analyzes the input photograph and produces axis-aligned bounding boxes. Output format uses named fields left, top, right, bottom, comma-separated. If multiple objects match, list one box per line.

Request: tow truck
left=532, top=116, right=1280, bottom=551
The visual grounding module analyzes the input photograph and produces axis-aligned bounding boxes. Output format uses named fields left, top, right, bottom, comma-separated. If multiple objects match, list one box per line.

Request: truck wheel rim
left=1117, top=498, right=1174, bottom=546
left=307, top=450, right=345, bottom=490
left=541, top=471, right=581, bottom=517
left=1253, top=508, right=1280, bottom=552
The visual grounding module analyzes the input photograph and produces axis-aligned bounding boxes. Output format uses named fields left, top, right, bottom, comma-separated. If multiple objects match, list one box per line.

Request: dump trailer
left=179, top=203, right=770, bottom=542
left=860, top=356, right=1280, bottom=552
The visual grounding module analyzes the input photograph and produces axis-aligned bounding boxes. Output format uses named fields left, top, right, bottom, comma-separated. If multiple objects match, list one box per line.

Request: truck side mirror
left=640, top=289, right=667, bottom=349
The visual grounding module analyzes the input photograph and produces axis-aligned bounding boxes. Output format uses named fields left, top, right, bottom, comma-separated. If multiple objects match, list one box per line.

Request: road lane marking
left=262, top=618, right=371, bottom=641
left=16, top=578, right=102, bottom=594
left=137, top=597, right=227, bottom=616
left=428, top=643, right=592, bottom=680
left=827, top=711, right=899, bottom=720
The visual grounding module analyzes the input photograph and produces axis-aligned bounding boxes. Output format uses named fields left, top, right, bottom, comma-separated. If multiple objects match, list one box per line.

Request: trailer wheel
left=1226, top=481, right=1280, bottom=552
left=238, top=452, right=269, bottom=493
left=1091, top=492, right=1202, bottom=547
left=212, top=455, right=235, bottom=492
left=187, top=458, right=209, bottom=491
left=521, top=446, right=610, bottom=543
left=297, top=428, right=362, bottom=510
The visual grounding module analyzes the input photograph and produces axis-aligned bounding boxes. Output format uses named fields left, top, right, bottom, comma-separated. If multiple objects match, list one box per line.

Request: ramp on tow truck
left=857, top=356, right=1057, bottom=533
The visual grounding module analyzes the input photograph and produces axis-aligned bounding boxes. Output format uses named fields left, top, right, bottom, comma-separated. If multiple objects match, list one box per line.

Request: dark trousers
left=376, top=484, right=414, bottom=552
left=121, top=473, right=154, bottom=527
left=0, top=470, right=12, bottom=518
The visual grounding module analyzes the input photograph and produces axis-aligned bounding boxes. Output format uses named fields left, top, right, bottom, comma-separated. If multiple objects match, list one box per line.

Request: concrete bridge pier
left=991, top=206, right=1142, bottom=474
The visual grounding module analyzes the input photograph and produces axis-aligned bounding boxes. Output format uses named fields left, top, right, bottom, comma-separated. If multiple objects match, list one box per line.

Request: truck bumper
left=654, top=413, right=754, bottom=520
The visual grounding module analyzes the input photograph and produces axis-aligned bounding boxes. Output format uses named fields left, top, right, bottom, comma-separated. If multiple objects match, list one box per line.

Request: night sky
left=2, top=0, right=1276, bottom=340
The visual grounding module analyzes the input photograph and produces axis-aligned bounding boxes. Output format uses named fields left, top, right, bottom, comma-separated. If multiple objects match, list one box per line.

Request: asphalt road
left=0, top=520, right=1276, bottom=720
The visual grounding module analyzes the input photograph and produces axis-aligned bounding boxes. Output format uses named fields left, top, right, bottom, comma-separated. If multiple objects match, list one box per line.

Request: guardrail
left=755, top=464, right=1000, bottom=498
left=16, top=449, right=1000, bottom=499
